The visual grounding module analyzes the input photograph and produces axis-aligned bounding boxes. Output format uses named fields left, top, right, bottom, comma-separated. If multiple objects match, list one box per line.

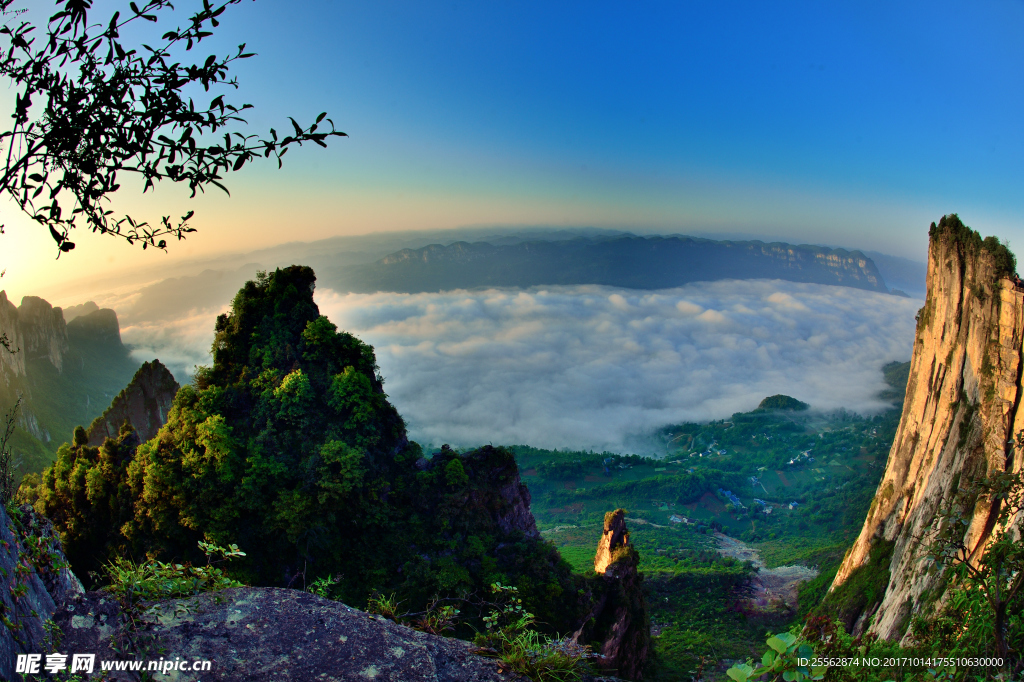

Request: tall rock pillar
left=581, top=509, right=650, bottom=680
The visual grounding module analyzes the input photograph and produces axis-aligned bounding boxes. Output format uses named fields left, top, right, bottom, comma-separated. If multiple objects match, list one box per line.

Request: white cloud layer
left=113, top=280, right=920, bottom=452
left=310, top=281, right=920, bottom=453
left=120, top=305, right=228, bottom=382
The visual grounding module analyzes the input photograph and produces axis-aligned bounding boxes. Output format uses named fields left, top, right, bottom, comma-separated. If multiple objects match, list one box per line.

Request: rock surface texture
left=55, top=587, right=532, bottom=682
left=16, top=297, right=70, bottom=374
left=0, top=503, right=84, bottom=682
left=0, top=293, right=69, bottom=386
left=831, top=218, right=1024, bottom=641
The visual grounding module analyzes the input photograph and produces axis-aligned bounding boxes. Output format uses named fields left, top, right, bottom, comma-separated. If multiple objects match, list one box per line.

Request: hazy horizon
left=5, top=1, right=1024, bottom=305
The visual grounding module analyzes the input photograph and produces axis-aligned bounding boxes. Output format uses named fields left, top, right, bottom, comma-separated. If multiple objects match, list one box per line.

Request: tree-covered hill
left=23, top=266, right=642, bottom=644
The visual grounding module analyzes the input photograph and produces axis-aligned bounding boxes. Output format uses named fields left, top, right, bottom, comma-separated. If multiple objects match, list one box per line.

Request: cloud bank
left=309, top=281, right=920, bottom=453
left=114, top=279, right=919, bottom=452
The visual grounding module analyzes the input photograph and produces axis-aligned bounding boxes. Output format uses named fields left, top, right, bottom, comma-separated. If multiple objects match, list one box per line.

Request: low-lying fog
left=117, top=279, right=920, bottom=454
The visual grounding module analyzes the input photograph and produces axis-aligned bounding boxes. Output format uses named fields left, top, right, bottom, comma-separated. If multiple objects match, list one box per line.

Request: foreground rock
left=0, top=503, right=84, bottom=682
left=53, top=587, right=627, bottom=682
left=55, top=587, right=527, bottom=681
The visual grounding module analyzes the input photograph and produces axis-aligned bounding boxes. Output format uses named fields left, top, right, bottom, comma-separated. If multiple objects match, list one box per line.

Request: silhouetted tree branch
left=0, top=0, right=346, bottom=255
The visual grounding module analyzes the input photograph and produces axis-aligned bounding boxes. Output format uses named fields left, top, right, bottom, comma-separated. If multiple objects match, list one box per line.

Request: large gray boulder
left=56, top=587, right=530, bottom=681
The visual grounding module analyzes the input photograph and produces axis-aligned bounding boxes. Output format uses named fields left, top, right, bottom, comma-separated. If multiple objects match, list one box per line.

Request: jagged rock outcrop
left=830, top=216, right=1024, bottom=641
left=85, top=360, right=179, bottom=446
left=576, top=510, right=650, bottom=680
left=0, top=503, right=84, bottom=682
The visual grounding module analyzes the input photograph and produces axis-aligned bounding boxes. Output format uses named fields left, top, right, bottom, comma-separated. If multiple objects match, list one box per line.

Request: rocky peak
left=61, top=301, right=99, bottom=323
left=85, top=360, right=180, bottom=446
left=830, top=215, right=1024, bottom=641
left=14, top=296, right=69, bottom=373
left=575, top=509, right=649, bottom=680
left=67, top=308, right=122, bottom=347
left=594, top=509, right=631, bottom=575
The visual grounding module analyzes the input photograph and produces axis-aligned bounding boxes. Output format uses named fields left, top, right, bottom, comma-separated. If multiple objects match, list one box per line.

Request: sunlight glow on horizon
left=4, top=0, right=1024, bottom=302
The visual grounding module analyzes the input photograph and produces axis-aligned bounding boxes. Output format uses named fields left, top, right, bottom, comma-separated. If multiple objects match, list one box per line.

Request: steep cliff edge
left=0, top=295, right=139, bottom=473
left=830, top=215, right=1023, bottom=641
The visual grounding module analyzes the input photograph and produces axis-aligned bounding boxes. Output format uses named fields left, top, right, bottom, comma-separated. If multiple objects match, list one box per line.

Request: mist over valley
left=68, top=233, right=924, bottom=453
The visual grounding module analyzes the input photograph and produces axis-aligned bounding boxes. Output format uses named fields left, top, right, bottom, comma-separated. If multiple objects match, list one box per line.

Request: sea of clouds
left=119, top=279, right=921, bottom=453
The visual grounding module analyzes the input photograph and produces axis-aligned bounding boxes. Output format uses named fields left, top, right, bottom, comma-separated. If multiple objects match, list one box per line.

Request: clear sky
left=4, top=0, right=1024, bottom=300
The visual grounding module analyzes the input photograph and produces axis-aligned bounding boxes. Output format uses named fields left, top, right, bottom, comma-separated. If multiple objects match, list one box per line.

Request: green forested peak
left=201, top=266, right=378, bottom=393
left=756, top=394, right=809, bottom=411
left=929, top=214, right=1017, bottom=280
left=26, top=264, right=600, bottom=643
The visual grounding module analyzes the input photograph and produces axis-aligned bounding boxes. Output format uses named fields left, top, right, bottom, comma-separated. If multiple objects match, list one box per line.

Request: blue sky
left=5, top=0, right=1024, bottom=297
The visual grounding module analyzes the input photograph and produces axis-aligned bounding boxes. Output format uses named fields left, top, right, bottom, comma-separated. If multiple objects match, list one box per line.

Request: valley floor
left=715, top=532, right=818, bottom=615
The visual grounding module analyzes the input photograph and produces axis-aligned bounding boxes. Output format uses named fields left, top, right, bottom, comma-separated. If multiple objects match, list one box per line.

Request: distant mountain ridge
left=0, top=292, right=141, bottom=474
left=328, top=234, right=891, bottom=293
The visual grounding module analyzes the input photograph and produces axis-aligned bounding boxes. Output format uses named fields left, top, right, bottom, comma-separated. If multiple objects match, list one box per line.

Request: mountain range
left=325, top=235, right=894, bottom=294
left=0, top=293, right=141, bottom=474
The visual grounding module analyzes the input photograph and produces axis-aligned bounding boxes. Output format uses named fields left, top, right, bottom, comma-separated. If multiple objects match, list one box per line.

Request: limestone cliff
left=0, top=295, right=139, bottom=472
left=85, top=360, right=179, bottom=446
left=17, top=297, right=70, bottom=374
left=830, top=215, right=1024, bottom=641
left=0, top=293, right=68, bottom=385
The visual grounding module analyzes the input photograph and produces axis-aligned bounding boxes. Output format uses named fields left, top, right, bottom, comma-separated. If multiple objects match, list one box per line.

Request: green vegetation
left=914, top=468, right=1024, bottom=671
left=727, top=632, right=824, bottom=682
left=813, top=539, right=894, bottom=632
left=757, top=395, right=809, bottom=411
left=103, top=541, right=246, bottom=604
left=879, top=360, right=911, bottom=403
left=473, top=582, right=595, bottom=682
left=23, top=267, right=596, bottom=640
left=929, top=214, right=1017, bottom=280
left=510, top=362, right=910, bottom=679
left=13, top=259, right=974, bottom=679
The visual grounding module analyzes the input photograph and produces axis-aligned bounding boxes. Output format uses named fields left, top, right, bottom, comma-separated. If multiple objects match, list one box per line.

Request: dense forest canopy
left=23, top=266, right=614, bottom=637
